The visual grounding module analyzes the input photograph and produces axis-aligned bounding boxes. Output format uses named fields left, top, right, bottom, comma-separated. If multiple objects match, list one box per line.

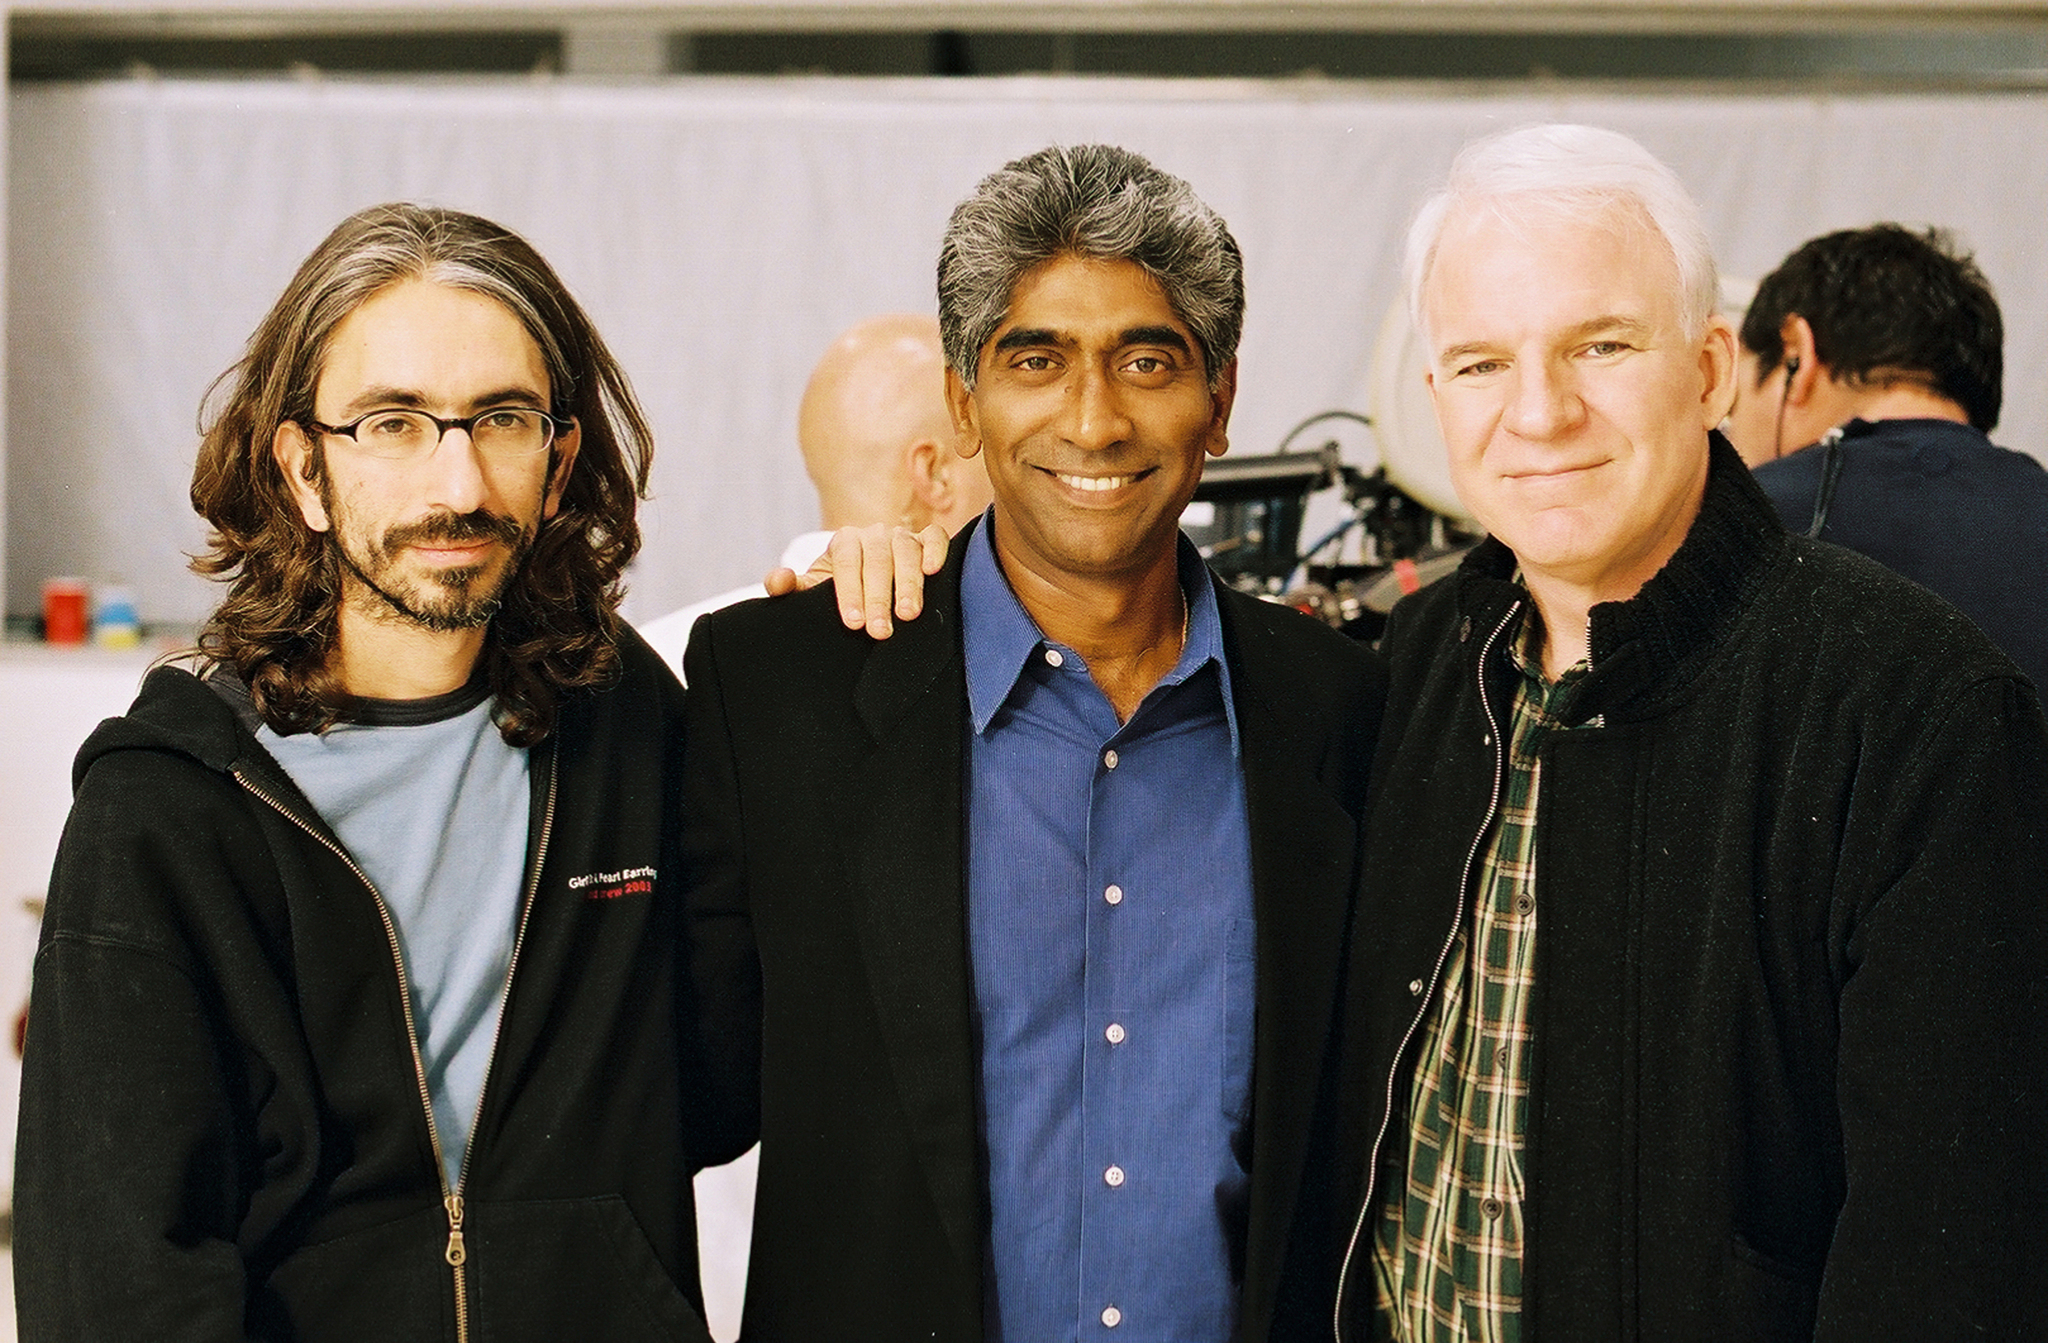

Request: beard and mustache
left=326, top=500, right=536, bottom=633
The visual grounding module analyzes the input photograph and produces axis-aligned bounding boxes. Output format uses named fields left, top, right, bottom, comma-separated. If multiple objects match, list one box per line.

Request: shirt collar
left=960, top=510, right=1239, bottom=754
left=1505, top=571, right=1594, bottom=725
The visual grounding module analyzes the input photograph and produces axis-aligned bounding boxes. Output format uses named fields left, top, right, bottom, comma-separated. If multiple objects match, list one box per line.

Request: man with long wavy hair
left=15, top=203, right=755, bottom=1342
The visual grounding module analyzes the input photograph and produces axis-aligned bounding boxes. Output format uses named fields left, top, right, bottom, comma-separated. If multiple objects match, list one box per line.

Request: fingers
left=918, top=524, right=948, bottom=575
left=888, top=526, right=940, bottom=622
left=762, top=566, right=803, bottom=596
left=811, top=523, right=951, bottom=637
left=821, top=528, right=865, bottom=629
left=858, top=526, right=897, bottom=637
left=818, top=524, right=897, bottom=635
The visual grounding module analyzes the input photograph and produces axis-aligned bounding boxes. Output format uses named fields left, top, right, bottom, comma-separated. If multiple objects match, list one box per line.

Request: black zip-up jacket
left=1332, top=439, right=2048, bottom=1341
left=15, top=630, right=748, bottom=1342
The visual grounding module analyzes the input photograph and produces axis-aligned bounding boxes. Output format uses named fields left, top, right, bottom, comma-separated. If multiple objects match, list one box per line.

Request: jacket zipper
left=446, top=748, right=558, bottom=1340
left=234, top=748, right=559, bottom=1343
left=1331, top=601, right=1521, bottom=1343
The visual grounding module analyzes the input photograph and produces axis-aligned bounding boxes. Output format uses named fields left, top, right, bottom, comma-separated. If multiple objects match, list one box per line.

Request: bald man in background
left=800, top=312, right=993, bottom=545
left=639, top=313, right=991, bottom=672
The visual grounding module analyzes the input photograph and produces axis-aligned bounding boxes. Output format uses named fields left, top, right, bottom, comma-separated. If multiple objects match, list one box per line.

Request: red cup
left=42, top=578, right=89, bottom=645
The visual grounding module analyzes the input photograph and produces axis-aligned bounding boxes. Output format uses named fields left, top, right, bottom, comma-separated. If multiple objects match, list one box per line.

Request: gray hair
left=938, top=144, right=1244, bottom=390
left=1404, top=123, right=1719, bottom=341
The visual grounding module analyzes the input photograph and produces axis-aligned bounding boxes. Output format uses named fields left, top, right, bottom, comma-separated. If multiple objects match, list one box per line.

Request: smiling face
left=273, top=279, right=579, bottom=634
left=1420, top=198, right=1735, bottom=606
left=948, top=254, right=1234, bottom=592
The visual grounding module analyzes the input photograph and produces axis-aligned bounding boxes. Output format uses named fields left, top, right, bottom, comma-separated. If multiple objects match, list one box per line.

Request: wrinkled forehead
left=1422, top=194, right=1685, bottom=347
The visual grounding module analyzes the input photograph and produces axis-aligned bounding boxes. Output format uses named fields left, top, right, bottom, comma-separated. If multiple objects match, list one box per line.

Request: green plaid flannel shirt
left=1371, top=610, right=1586, bottom=1342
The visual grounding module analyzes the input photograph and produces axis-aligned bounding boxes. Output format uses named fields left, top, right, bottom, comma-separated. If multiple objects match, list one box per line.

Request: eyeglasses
left=304, top=407, right=569, bottom=462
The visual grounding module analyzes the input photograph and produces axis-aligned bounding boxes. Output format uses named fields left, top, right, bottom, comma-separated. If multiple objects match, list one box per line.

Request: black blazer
left=681, top=523, right=1386, bottom=1342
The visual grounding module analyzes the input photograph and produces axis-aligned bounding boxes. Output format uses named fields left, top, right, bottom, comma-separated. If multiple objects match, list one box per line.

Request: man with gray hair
left=1332, top=124, right=2047, bottom=1340
left=680, top=143, right=1385, bottom=1341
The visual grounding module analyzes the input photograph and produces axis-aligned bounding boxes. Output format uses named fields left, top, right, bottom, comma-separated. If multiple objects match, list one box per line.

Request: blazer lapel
left=849, top=555, right=984, bottom=1281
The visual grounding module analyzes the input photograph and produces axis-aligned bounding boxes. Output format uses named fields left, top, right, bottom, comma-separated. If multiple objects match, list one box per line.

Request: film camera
left=1180, top=409, right=1478, bottom=642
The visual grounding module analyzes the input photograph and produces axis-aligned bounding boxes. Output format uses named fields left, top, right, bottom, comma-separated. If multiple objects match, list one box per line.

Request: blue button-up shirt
left=962, top=517, right=1256, bottom=1342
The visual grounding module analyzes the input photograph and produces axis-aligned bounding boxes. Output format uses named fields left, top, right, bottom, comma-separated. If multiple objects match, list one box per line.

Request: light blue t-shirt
left=259, top=681, right=530, bottom=1191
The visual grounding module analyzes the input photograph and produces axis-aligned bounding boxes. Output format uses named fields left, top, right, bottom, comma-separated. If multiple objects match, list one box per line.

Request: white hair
left=1404, top=123, right=1719, bottom=341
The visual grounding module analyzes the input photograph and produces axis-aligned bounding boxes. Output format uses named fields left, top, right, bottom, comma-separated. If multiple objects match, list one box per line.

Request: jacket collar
left=1830, top=414, right=1995, bottom=461
left=76, top=660, right=287, bottom=789
left=1210, top=581, right=1363, bottom=1319
left=1454, top=432, right=1787, bottom=724
left=842, top=529, right=979, bottom=1282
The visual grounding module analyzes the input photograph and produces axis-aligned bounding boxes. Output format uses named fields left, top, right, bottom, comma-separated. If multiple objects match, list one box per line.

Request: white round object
left=1366, top=297, right=1476, bottom=525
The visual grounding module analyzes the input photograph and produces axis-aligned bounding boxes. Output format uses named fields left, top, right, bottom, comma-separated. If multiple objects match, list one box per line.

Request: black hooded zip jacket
left=15, top=629, right=752, bottom=1342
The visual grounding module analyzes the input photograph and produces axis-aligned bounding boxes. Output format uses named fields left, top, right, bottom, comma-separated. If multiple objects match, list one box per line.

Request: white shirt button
left=1105, top=1022, right=1126, bottom=1044
left=1104, top=1164, right=1125, bottom=1187
left=1104, top=884, right=1124, bottom=905
left=1101, top=1306, right=1123, bottom=1328
left=1103, top=748, right=1119, bottom=770
left=1044, top=648, right=1064, bottom=668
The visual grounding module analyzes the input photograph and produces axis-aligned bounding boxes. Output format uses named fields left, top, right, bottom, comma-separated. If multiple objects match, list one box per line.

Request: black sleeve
left=15, top=751, right=269, bottom=1341
left=676, top=615, right=765, bottom=1169
left=1817, top=673, right=2048, bottom=1339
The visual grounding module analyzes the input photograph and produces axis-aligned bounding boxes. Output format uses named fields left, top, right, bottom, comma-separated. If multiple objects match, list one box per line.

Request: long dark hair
left=191, top=203, right=654, bottom=746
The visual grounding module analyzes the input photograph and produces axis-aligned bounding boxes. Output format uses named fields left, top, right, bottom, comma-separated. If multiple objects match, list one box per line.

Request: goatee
left=332, top=508, right=533, bottom=632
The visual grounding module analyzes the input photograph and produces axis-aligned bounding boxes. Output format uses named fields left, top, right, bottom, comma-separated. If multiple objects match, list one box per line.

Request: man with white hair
left=1331, top=124, right=2048, bottom=1341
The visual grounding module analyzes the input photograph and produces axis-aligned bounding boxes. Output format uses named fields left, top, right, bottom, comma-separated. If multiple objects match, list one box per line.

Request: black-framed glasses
left=304, top=407, right=570, bottom=462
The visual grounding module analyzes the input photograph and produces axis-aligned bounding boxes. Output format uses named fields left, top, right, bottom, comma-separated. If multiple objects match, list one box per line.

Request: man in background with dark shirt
left=1722, top=223, right=2048, bottom=688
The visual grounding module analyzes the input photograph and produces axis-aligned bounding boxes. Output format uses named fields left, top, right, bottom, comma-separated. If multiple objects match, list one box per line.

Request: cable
left=1275, top=409, right=1376, bottom=456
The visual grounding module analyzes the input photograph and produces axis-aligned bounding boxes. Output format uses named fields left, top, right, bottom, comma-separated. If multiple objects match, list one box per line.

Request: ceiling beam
left=16, top=0, right=2048, bottom=40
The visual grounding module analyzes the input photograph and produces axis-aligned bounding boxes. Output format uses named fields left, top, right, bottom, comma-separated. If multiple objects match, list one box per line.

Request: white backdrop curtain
left=10, top=77, right=2047, bottom=627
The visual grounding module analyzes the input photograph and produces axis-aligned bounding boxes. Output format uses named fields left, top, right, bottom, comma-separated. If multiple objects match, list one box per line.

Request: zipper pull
left=444, top=1193, right=467, bottom=1266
